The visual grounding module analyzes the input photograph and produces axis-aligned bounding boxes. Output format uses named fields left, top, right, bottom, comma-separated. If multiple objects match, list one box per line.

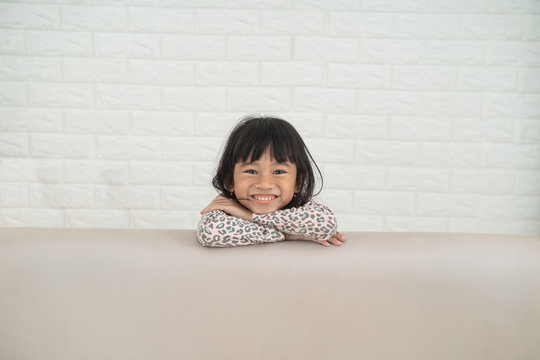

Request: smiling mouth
left=251, top=194, right=278, bottom=204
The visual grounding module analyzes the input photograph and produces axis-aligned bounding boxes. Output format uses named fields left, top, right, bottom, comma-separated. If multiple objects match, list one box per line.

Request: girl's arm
left=197, top=210, right=284, bottom=247
left=252, top=200, right=338, bottom=241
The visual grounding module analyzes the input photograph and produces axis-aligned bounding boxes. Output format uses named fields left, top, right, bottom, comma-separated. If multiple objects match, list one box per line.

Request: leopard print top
left=197, top=200, right=338, bottom=247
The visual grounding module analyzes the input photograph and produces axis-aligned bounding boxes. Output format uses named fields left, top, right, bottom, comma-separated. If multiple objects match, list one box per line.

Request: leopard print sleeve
left=197, top=210, right=285, bottom=247
left=252, top=200, right=337, bottom=241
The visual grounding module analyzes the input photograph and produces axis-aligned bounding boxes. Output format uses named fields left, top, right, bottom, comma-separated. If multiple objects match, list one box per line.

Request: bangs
left=231, top=120, right=296, bottom=164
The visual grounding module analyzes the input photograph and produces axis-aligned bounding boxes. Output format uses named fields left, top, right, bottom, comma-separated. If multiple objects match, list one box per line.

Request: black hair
left=212, top=115, right=323, bottom=209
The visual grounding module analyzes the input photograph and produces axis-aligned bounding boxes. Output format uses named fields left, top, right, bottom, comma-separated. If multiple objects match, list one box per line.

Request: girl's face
left=231, top=148, right=298, bottom=215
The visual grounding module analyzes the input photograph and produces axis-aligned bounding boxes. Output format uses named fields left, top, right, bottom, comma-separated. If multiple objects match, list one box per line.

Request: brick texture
left=0, top=0, right=539, bottom=235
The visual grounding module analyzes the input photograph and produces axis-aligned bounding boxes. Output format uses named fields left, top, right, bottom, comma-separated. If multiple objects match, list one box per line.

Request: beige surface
left=1, top=228, right=539, bottom=360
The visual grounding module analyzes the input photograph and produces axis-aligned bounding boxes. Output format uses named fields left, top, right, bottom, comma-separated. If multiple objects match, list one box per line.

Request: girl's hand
left=200, top=195, right=253, bottom=222
left=285, top=231, right=346, bottom=247
left=326, top=231, right=347, bottom=247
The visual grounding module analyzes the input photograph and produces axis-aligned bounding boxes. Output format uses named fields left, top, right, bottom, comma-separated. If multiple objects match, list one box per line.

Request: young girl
left=197, top=115, right=346, bottom=248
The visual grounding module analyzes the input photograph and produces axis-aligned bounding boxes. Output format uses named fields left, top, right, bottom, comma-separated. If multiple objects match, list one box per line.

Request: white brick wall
left=0, top=0, right=539, bottom=236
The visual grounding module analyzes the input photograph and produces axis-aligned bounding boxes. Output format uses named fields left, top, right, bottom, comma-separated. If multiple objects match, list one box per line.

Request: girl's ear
left=295, top=175, right=302, bottom=193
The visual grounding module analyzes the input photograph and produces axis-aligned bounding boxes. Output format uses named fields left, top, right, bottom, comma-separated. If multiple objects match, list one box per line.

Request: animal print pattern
left=197, top=200, right=337, bottom=247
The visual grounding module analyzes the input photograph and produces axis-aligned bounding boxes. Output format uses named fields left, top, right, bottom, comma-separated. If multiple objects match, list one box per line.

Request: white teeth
left=253, top=195, right=276, bottom=201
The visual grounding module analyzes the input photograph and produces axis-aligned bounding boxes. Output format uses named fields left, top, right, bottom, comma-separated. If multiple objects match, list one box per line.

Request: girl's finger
left=201, top=207, right=212, bottom=214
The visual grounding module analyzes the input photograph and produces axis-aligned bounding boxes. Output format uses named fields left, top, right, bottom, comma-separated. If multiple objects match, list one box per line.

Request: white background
left=0, top=0, right=539, bottom=236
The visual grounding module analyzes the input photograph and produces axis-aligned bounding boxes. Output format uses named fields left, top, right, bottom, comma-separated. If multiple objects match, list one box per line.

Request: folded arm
left=197, top=210, right=284, bottom=247
left=252, top=200, right=338, bottom=241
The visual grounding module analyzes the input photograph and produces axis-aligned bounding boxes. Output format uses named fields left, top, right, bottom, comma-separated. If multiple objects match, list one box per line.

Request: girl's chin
left=241, top=202, right=281, bottom=215
left=248, top=205, right=280, bottom=215
left=254, top=208, right=279, bottom=214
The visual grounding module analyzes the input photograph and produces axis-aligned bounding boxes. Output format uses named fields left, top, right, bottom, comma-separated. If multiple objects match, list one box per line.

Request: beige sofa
left=1, top=227, right=539, bottom=360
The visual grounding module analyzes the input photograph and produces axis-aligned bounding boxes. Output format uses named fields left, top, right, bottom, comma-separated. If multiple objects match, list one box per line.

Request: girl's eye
left=245, top=170, right=257, bottom=174
left=274, top=170, right=286, bottom=175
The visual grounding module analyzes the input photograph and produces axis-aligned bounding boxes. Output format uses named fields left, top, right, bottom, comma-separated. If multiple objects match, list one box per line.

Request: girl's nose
left=255, top=174, right=273, bottom=189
